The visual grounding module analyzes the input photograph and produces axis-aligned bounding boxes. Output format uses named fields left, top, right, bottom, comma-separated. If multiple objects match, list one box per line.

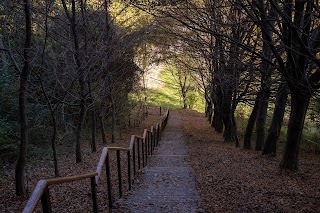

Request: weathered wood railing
left=23, top=107, right=169, bottom=213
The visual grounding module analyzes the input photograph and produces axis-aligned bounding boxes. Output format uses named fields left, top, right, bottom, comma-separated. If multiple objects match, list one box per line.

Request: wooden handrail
left=23, top=180, right=47, bottom=213
left=95, top=147, right=108, bottom=184
left=143, top=129, right=147, bottom=141
left=46, top=172, right=98, bottom=185
left=134, top=135, right=144, bottom=139
left=23, top=107, right=170, bottom=213
left=23, top=172, right=98, bottom=213
left=108, top=147, right=130, bottom=152
left=129, top=135, right=135, bottom=151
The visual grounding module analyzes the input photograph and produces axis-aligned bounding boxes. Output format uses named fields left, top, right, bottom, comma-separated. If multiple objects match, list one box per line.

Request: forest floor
left=181, top=109, right=320, bottom=212
left=0, top=107, right=164, bottom=212
left=1, top=108, right=320, bottom=212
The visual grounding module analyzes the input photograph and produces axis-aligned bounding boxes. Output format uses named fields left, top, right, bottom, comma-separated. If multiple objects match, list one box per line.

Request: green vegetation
left=235, top=103, right=320, bottom=153
left=146, top=67, right=205, bottom=112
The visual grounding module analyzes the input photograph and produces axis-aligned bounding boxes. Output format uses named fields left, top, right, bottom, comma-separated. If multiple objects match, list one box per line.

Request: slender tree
left=15, top=0, right=32, bottom=196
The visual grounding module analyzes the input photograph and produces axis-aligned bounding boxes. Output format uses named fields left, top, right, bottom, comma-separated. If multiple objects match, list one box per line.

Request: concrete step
left=114, top=200, right=203, bottom=213
left=147, top=155, right=190, bottom=167
left=154, top=140, right=189, bottom=155
left=112, top=111, right=205, bottom=213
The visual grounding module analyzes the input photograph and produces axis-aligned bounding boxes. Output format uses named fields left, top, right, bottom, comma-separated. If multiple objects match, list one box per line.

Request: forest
left=1, top=0, right=320, bottom=212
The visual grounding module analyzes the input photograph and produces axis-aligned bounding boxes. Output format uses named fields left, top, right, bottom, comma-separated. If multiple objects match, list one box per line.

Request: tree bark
left=232, top=90, right=240, bottom=147
left=205, top=99, right=212, bottom=121
left=255, top=87, right=269, bottom=150
left=222, top=89, right=233, bottom=142
left=100, top=115, right=107, bottom=145
left=243, top=93, right=260, bottom=150
left=15, top=0, right=32, bottom=196
left=280, top=90, right=310, bottom=170
left=212, top=87, right=223, bottom=133
left=51, top=115, right=59, bottom=177
left=91, top=108, right=97, bottom=152
left=62, top=0, right=86, bottom=163
left=263, top=82, right=288, bottom=155
left=110, top=87, right=116, bottom=144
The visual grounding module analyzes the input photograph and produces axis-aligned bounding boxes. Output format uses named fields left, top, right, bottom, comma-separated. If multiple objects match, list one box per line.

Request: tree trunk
left=212, top=88, right=223, bottom=133
left=243, top=93, right=260, bottom=150
left=15, top=0, right=31, bottom=196
left=232, top=90, right=239, bottom=147
left=111, top=103, right=116, bottom=144
left=76, top=98, right=85, bottom=163
left=100, top=115, right=107, bottom=145
left=51, top=115, right=59, bottom=177
left=111, top=92, right=116, bottom=144
left=182, top=90, right=187, bottom=109
left=263, top=83, right=288, bottom=155
left=222, top=90, right=233, bottom=142
left=0, top=35, right=7, bottom=69
left=255, top=88, right=270, bottom=150
left=205, top=99, right=212, bottom=120
left=280, top=90, right=310, bottom=170
left=91, top=108, right=97, bottom=152
left=61, top=0, right=85, bottom=163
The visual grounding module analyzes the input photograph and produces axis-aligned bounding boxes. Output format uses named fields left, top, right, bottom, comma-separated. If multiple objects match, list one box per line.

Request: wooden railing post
left=157, top=125, right=160, bottom=146
left=146, top=134, right=149, bottom=161
left=137, top=138, right=141, bottom=170
left=142, top=139, right=145, bottom=167
left=90, top=177, right=98, bottom=213
left=159, top=123, right=162, bottom=141
left=105, top=153, right=113, bottom=208
left=153, top=129, right=156, bottom=147
left=133, top=142, right=136, bottom=176
left=116, top=150, right=122, bottom=198
left=127, top=150, right=132, bottom=190
left=150, top=131, right=153, bottom=155
left=41, top=187, right=52, bottom=213
left=148, top=131, right=152, bottom=155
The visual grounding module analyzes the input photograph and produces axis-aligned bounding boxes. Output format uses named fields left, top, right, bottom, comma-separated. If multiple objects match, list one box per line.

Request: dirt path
left=113, top=111, right=205, bottom=213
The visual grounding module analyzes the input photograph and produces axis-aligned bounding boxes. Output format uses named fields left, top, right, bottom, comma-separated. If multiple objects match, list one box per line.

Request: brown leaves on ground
left=180, top=109, right=320, bottom=213
left=0, top=107, right=163, bottom=212
left=2, top=108, right=320, bottom=212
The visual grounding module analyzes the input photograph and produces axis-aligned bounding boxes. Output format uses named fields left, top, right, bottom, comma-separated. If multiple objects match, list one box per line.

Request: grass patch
left=146, top=67, right=205, bottom=112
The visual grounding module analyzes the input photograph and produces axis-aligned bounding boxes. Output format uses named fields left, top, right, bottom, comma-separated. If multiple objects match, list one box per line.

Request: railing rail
left=23, top=107, right=169, bottom=213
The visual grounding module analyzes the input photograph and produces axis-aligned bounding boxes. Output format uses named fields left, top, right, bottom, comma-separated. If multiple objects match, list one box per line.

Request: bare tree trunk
left=51, top=115, right=59, bottom=177
left=62, top=0, right=86, bottom=162
left=255, top=86, right=269, bottom=150
left=280, top=90, right=310, bottom=170
left=111, top=94, right=116, bottom=144
left=0, top=35, right=7, bottom=68
left=100, top=115, right=107, bottom=145
left=231, top=90, right=239, bottom=147
left=182, top=90, right=187, bottom=109
left=15, top=0, right=32, bottom=196
left=263, top=82, right=288, bottom=155
left=243, top=93, right=260, bottom=150
left=88, top=74, right=96, bottom=152
left=39, top=79, right=60, bottom=177
left=91, top=108, right=97, bottom=152
left=222, top=89, right=234, bottom=142
left=212, top=87, right=223, bottom=133
left=205, top=98, right=212, bottom=120
left=254, top=0, right=276, bottom=151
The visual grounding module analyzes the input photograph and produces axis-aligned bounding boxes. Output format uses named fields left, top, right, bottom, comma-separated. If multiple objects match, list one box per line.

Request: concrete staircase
left=113, top=111, right=205, bottom=213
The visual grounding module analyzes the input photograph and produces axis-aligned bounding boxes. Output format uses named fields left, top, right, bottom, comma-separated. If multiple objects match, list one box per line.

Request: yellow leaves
left=109, top=0, right=153, bottom=31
